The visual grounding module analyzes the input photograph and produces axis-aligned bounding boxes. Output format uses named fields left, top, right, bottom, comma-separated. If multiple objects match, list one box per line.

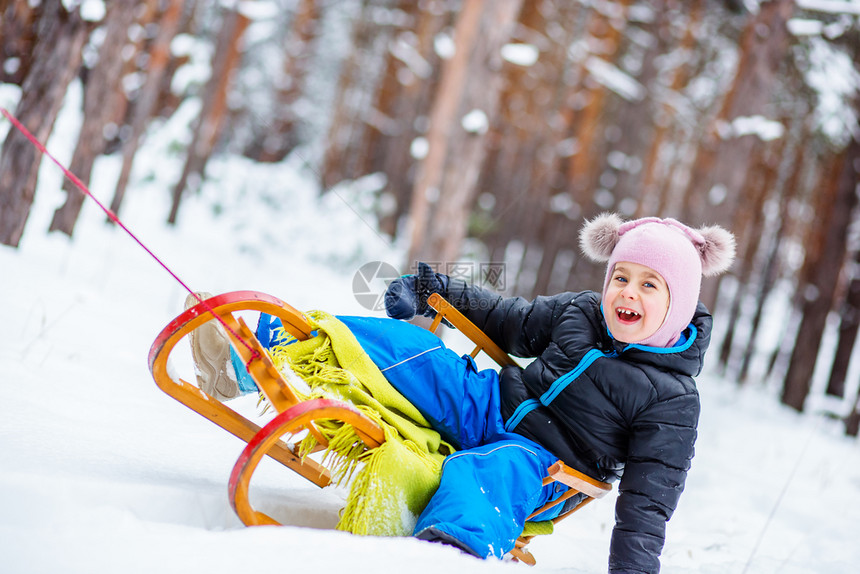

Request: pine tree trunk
left=682, top=0, right=794, bottom=227
left=738, top=126, right=806, bottom=384
left=110, top=0, right=186, bottom=218
left=846, top=403, right=860, bottom=437
left=717, top=137, right=783, bottom=374
left=0, top=1, right=41, bottom=85
left=407, top=0, right=524, bottom=266
left=825, top=131, right=860, bottom=399
left=827, top=259, right=860, bottom=398
left=168, top=6, right=249, bottom=224
left=682, top=0, right=794, bottom=313
left=248, top=0, right=320, bottom=162
left=503, top=1, right=581, bottom=297
left=407, top=0, right=487, bottom=265
left=352, top=0, right=419, bottom=178
left=48, top=0, right=139, bottom=236
left=319, top=0, right=375, bottom=190
left=0, top=3, right=89, bottom=247
left=781, top=138, right=859, bottom=411
left=565, top=0, right=633, bottom=199
left=636, top=0, right=703, bottom=217
left=376, top=4, right=450, bottom=237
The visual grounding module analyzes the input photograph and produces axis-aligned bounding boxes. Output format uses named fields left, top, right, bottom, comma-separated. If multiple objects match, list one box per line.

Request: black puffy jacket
left=438, top=280, right=709, bottom=574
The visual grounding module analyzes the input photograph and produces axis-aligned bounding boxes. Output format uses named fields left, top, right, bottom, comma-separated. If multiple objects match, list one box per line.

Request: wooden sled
left=148, top=290, right=611, bottom=565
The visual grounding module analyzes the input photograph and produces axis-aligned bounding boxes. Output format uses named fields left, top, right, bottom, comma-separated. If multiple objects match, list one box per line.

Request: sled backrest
left=426, top=293, right=518, bottom=368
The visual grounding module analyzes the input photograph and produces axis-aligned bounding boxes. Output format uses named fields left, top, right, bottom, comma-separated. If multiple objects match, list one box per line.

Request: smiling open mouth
left=616, top=308, right=641, bottom=324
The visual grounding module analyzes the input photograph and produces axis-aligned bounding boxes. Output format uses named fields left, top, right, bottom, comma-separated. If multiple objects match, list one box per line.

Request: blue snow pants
left=254, top=314, right=566, bottom=559
left=341, top=316, right=567, bottom=558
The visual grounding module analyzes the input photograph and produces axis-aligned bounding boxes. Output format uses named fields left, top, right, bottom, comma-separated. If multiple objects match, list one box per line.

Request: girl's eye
left=644, top=282, right=656, bottom=289
left=615, top=276, right=628, bottom=284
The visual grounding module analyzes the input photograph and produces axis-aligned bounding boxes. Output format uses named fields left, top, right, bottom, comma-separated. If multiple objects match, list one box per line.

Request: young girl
left=381, top=213, right=735, bottom=573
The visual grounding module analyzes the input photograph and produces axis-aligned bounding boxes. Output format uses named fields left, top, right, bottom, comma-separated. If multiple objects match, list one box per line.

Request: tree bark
left=636, top=0, right=704, bottom=218
left=0, top=1, right=41, bottom=85
left=738, top=124, right=806, bottom=384
left=846, top=399, right=860, bottom=437
left=407, top=0, right=524, bottom=266
left=48, top=0, right=139, bottom=236
left=376, top=4, right=450, bottom=237
left=355, top=0, right=421, bottom=177
left=781, top=137, right=859, bottom=411
left=827, top=47, right=860, bottom=401
left=682, top=0, right=794, bottom=227
left=826, top=250, right=860, bottom=398
left=109, top=0, right=186, bottom=218
left=247, top=0, right=320, bottom=162
left=0, top=2, right=90, bottom=247
left=716, top=135, right=783, bottom=374
left=471, top=0, right=591, bottom=296
left=168, top=6, right=249, bottom=224
left=565, top=0, right=633, bottom=200
left=319, top=0, right=376, bottom=190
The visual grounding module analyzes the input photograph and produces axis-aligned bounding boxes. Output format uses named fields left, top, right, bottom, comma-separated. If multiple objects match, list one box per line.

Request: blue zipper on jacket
left=504, top=348, right=611, bottom=432
left=503, top=323, right=698, bottom=433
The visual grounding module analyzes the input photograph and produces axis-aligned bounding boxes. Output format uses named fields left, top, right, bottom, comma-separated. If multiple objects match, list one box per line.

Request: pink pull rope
left=1, top=107, right=261, bottom=365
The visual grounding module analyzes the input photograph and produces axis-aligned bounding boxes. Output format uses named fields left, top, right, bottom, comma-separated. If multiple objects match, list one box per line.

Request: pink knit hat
left=580, top=213, right=735, bottom=347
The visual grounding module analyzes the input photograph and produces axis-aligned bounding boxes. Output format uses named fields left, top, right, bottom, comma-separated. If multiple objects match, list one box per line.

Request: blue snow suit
left=419, top=280, right=709, bottom=574
left=255, top=312, right=568, bottom=557
left=339, top=315, right=569, bottom=558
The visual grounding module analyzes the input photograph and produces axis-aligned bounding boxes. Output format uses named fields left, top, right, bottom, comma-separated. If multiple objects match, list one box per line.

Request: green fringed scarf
left=267, top=311, right=554, bottom=540
left=267, top=311, right=453, bottom=536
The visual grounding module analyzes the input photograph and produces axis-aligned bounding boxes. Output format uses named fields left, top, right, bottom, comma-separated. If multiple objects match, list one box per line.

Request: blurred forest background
left=2, top=0, right=860, bottom=434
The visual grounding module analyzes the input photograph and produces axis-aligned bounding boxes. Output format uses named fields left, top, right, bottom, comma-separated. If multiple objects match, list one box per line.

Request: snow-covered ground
left=2, top=87, right=860, bottom=574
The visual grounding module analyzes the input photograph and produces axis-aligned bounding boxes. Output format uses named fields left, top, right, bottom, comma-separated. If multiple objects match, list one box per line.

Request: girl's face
left=602, top=261, right=670, bottom=344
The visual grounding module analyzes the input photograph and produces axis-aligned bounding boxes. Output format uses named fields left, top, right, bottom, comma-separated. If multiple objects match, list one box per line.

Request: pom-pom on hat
left=580, top=213, right=736, bottom=347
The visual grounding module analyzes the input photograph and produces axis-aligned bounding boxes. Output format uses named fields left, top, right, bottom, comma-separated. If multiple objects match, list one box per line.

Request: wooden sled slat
left=426, top=293, right=518, bottom=368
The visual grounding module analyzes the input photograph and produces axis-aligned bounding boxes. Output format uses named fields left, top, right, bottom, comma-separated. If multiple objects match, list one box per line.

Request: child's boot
left=185, top=292, right=241, bottom=401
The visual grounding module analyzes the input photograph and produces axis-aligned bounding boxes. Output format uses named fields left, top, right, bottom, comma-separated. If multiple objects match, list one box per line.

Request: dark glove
left=384, top=262, right=448, bottom=320
left=384, top=274, right=419, bottom=320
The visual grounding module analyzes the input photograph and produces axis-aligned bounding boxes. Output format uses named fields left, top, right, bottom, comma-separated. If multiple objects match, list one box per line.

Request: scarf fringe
left=263, top=313, right=447, bottom=537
